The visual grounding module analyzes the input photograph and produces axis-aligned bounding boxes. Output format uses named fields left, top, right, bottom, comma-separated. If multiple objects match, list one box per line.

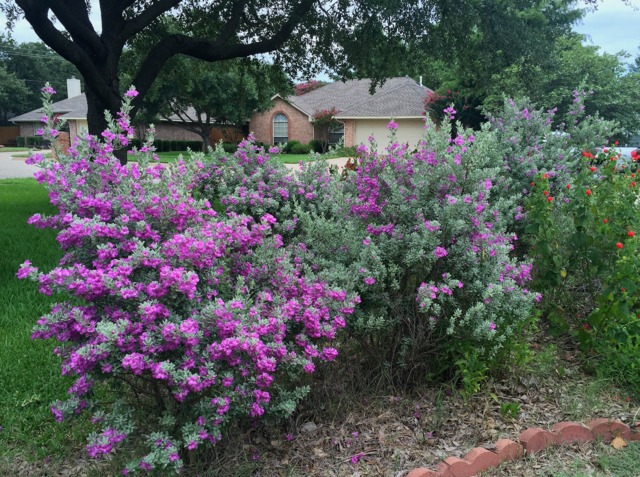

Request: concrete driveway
left=283, top=157, right=352, bottom=173
left=0, top=150, right=44, bottom=179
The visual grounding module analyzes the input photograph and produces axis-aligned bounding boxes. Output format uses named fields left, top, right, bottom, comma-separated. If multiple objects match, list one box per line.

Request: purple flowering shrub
left=199, top=117, right=539, bottom=382
left=19, top=87, right=356, bottom=473
left=485, top=94, right=616, bottom=223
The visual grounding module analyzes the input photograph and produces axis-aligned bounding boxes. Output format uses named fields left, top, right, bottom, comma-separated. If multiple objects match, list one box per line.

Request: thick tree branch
left=99, top=0, right=130, bottom=38
left=130, top=0, right=316, bottom=109
left=48, top=0, right=105, bottom=56
left=119, top=0, right=182, bottom=43
left=15, top=1, right=116, bottom=107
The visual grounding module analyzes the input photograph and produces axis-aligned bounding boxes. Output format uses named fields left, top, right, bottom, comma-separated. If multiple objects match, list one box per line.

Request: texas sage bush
left=483, top=92, right=617, bottom=234
left=19, top=86, right=357, bottom=474
left=198, top=114, right=540, bottom=385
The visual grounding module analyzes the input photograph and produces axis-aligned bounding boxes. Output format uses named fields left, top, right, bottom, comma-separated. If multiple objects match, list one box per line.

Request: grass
left=12, top=150, right=347, bottom=164
left=0, top=179, right=92, bottom=467
left=129, top=151, right=330, bottom=164
left=482, top=441, right=640, bottom=477
left=0, top=147, right=30, bottom=152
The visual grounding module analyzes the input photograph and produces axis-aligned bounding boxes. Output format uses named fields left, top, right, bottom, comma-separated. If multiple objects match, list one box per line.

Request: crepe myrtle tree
left=1, top=0, right=436, bottom=163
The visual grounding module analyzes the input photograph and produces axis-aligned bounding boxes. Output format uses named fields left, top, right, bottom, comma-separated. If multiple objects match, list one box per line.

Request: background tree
left=484, top=35, right=640, bottom=141
left=311, top=107, right=341, bottom=152
left=0, top=62, right=29, bottom=122
left=0, top=34, right=79, bottom=113
left=142, top=57, right=291, bottom=150
left=0, top=0, right=440, bottom=163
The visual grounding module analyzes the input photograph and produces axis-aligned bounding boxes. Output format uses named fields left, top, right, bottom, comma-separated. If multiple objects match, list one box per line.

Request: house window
left=273, top=113, right=288, bottom=144
left=328, top=122, right=344, bottom=145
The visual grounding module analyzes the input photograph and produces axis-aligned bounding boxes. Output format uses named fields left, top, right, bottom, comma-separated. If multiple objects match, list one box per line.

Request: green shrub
left=185, top=140, right=203, bottom=151
left=153, top=139, right=163, bottom=152
left=525, top=146, right=640, bottom=395
left=170, top=140, right=178, bottom=151
left=333, top=145, right=357, bottom=157
left=290, top=143, right=312, bottom=154
left=26, top=136, right=36, bottom=147
left=282, top=140, right=300, bottom=154
left=16, top=136, right=25, bottom=147
left=221, top=142, right=238, bottom=154
left=309, top=139, right=323, bottom=153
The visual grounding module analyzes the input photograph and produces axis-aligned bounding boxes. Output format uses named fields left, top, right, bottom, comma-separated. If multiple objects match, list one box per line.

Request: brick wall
left=343, top=120, right=356, bottom=147
left=55, top=132, right=70, bottom=155
left=69, top=121, right=78, bottom=143
left=249, top=98, right=313, bottom=145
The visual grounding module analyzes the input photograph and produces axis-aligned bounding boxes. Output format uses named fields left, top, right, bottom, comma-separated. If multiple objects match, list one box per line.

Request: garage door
left=354, top=119, right=425, bottom=150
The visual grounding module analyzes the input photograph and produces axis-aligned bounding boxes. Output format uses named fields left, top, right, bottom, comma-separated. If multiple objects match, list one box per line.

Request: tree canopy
left=0, top=0, right=439, bottom=158
left=0, top=34, right=79, bottom=119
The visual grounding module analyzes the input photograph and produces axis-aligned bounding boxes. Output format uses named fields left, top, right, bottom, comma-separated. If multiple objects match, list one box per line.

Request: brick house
left=11, top=78, right=241, bottom=146
left=249, top=77, right=433, bottom=149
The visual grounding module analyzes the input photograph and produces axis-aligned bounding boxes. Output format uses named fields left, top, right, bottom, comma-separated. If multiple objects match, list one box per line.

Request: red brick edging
left=407, top=419, right=639, bottom=477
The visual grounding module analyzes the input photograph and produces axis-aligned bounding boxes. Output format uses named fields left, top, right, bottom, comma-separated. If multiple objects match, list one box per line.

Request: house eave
left=335, top=115, right=425, bottom=120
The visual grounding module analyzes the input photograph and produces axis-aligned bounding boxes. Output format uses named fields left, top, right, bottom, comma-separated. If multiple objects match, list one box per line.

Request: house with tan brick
left=249, top=77, right=433, bottom=149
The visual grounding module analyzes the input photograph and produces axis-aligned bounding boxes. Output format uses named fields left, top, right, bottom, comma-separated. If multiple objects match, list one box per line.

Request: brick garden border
left=407, top=419, right=639, bottom=477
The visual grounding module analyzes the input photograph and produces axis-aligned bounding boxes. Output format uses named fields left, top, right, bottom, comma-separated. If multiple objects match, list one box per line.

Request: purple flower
left=124, top=88, right=139, bottom=98
left=364, top=277, right=376, bottom=285
left=433, top=247, right=448, bottom=258
left=489, top=322, right=496, bottom=331
left=443, top=106, right=456, bottom=120
left=386, top=120, right=398, bottom=130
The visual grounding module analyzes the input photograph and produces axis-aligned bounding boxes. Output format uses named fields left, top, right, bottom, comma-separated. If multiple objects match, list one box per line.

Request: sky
left=1, top=1, right=639, bottom=63
left=573, top=0, right=640, bottom=61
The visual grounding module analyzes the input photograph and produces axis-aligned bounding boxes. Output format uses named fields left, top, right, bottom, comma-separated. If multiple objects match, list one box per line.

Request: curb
left=407, top=418, right=639, bottom=477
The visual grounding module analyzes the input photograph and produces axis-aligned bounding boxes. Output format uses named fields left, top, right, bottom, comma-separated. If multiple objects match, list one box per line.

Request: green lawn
left=129, top=151, right=323, bottom=164
left=0, top=179, right=91, bottom=464
left=0, top=147, right=30, bottom=153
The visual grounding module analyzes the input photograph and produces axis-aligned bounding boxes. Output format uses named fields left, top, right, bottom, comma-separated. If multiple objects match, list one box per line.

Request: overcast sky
left=1, top=1, right=639, bottom=63
left=573, top=0, right=640, bottom=61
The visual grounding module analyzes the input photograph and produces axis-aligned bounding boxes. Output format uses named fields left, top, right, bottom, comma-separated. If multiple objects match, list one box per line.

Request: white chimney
left=67, top=77, right=82, bottom=98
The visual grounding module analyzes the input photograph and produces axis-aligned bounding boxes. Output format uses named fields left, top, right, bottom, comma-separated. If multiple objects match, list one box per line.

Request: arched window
left=273, top=113, right=288, bottom=144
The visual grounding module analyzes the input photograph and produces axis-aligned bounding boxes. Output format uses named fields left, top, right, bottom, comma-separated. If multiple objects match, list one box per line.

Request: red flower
left=530, top=182, right=535, bottom=187
left=583, top=323, right=592, bottom=331
left=604, top=219, right=608, bottom=224
left=628, top=231, right=635, bottom=237
left=547, top=196, right=553, bottom=202
left=543, top=173, right=549, bottom=179
left=603, top=148, right=609, bottom=153
left=617, top=242, right=624, bottom=249
left=586, top=189, right=592, bottom=196
left=566, top=184, right=571, bottom=190
left=632, top=182, right=637, bottom=187
left=615, top=141, right=619, bottom=146
left=589, top=166, right=596, bottom=172
left=543, top=190, right=549, bottom=196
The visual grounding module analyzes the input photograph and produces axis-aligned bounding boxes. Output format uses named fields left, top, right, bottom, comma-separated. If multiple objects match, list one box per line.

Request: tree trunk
left=202, top=133, right=212, bottom=153
left=84, top=84, right=128, bottom=164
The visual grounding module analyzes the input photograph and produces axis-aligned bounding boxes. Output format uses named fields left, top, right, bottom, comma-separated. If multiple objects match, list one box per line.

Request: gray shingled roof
left=286, top=77, right=432, bottom=119
left=11, top=93, right=88, bottom=122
